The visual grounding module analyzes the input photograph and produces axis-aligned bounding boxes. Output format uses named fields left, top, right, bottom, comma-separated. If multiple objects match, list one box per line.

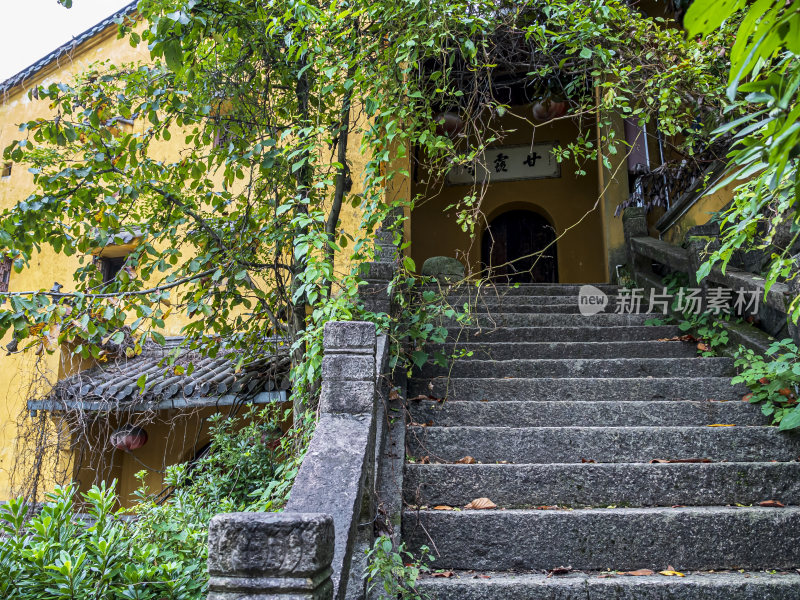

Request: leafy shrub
left=0, top=406, right=301, bottom=600
left=0, top=482, right=198, bottom=600
left=364, top=536, right=433, bottom=600
left=733, top=339, right=800, bottom=430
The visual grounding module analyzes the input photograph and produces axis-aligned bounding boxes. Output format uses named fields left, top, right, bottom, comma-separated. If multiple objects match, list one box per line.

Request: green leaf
left=410, top=351, right=428, bottom=369
left=163, top=40, right=183, bottom=72
left=684, top=0, right=746, bottom=38
left=779, top=405, right=800, bottom=430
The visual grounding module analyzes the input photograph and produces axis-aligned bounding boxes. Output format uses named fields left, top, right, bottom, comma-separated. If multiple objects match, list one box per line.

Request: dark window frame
left=100, top=255, right=128, bottom=284
left=0, top=257, right=11, bottom=292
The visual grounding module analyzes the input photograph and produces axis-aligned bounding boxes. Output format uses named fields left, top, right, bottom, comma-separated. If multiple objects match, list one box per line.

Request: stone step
left=408, top=400, right=767, bottom=428
left=406, top=426, right=800, bottom=463
left=417, top=357, right=734, bottom=379
left=404, top=462, right=800, bottom=507
left=415, top=571, right=800, bottom=600
left=446, top=313, right=651, bottom=327
left=408, top=377, right=745, bottom=402
left=402, top=506, right=800, bottom=571
left=424, top=284, right=621, bottom=297
left=446, top=294, right=602, bottom=306
left=451, top=303, right=619, bottom=314
left=427, top=341, right=697, bottom=360
left=445, top=325, right=680, bottom=343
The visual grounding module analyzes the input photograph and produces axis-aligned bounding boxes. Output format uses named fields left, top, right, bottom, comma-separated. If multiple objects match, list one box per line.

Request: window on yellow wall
left=92, top=229, right=141, bottom=285
left=213, top=122, right=234, bottom=149
left=0, top=257, right=11, bottom=292
left=1, top=162, right=12, bottom=179
left=99, top=255, right=128, bottom=284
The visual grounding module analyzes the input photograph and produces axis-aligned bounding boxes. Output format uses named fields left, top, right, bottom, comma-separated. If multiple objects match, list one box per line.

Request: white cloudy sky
left=0, top=0, right=134, bottom=82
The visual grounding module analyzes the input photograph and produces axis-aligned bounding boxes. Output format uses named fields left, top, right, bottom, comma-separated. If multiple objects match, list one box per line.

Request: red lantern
left=532, top=99, right=568, bottom=122
left=110, top=425, right=148, bottom=451
left=434, top=112, right=464, bottom=138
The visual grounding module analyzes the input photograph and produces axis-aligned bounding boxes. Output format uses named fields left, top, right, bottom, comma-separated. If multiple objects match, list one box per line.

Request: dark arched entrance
left=481, top=209, right=558, bottom=283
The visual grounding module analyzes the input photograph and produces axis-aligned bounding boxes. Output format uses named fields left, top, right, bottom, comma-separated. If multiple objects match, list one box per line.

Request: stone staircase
left=402, top=284, right=800, bottom=598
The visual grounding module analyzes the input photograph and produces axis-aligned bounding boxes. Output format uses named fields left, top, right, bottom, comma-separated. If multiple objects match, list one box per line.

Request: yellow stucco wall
left=411, top=112, right=617, bottom=284
left=660, top=180, right=736, bottom=245
left=0, top=24, right=153, bottom=501
left=0, top=20, right=389, bottom=503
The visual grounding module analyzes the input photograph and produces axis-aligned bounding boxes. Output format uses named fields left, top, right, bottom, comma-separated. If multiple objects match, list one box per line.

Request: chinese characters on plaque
left=446, top=142, right=560, bottom=185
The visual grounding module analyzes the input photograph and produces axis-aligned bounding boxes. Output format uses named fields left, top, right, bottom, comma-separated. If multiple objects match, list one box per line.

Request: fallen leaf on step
left=650, top=458, right=712, bottom=464
left=659, top=570, right=685, bottom=577
left=707, top=424, right=735, bottom=427
left=419, top=456, right=430, bottom=464
left=546, top=566, right=573, bottom=577
left=476, top=574, right=491, bottom=579
left=742, top=393, right=754, bottom=402
left=455, top=456, right=476, bottom=464
left=389, top=389, right=401, bottom=400
left=433, top=505, right=454, bottom=510
left=598, top=573, right=615, bottom=578
left=697, top=342, right=710, bottom=352
left=759, top=500, right=786, bottom=508
left=621, top=569, right=654, bottom=576
left=581, top=458, right=597, bottom=463
left=464, top=497, right=497, bottom=510
left=431, top=571, right=454, bottom=578
left=535, top=505, right=561, bottom=510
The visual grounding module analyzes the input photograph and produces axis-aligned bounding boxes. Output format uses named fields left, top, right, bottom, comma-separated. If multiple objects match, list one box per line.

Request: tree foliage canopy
left=685, top=0, right=800, bottom=318
left=1, top=0, right=737, bottom=395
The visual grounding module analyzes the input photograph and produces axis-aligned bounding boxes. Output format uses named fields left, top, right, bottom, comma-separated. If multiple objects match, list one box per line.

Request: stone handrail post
left=207, top=513, right=335, bottom=600
left=360, top=208, right=402, bottom=315
left=622, top=206, right=650, bottom=279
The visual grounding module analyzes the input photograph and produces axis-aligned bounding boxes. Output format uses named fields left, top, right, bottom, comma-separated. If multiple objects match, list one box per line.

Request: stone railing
left=207, top=216, right=402, bottom=600
left=622, top=207, right=798, bottom=351
left=208, top=321, right=391, bottom=600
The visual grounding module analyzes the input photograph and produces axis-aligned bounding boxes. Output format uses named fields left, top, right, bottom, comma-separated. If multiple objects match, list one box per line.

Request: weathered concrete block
left=320, top=380, right=375, bottom=414
left=323, top=321, right=376, bottom=352
left=322, top=355, right=375, bottom=381
left=208, top=512, right=334, bottom=599
left=421, top=256, right=465, bottom=281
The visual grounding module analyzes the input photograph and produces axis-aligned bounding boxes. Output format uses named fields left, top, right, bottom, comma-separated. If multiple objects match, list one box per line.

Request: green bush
left=733, top=339, right=800, bottom=430
left=0, top=482, right=198, bottom=600
left=0, top=407, right=301, bottom=600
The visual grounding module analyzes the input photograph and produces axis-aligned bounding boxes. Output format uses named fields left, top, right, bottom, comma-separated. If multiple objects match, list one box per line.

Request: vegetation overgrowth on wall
left=683, top=0, right=800, bottom=317
left=0, top=0, right=735, bottom=401
left=0, top=0, right=788, bottom=593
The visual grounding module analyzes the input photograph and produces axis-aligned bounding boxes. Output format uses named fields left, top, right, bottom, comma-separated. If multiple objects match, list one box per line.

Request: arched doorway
left=481, top=209, right=558, bottom=283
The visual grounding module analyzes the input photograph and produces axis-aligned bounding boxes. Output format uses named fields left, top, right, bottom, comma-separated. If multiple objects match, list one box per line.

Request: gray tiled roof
left=0, top=1, right=138, bottom=95
left=33, top=337, right=291, bottom=412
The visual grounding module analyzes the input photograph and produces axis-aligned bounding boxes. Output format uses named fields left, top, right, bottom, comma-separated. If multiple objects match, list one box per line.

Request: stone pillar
left=622, top=207, right=650, bottom=279
left=320, top=321, right=377, bottom=415
left=360, top=209, right=401, bottom=314
left=208, top=512, right=334, bottom=600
